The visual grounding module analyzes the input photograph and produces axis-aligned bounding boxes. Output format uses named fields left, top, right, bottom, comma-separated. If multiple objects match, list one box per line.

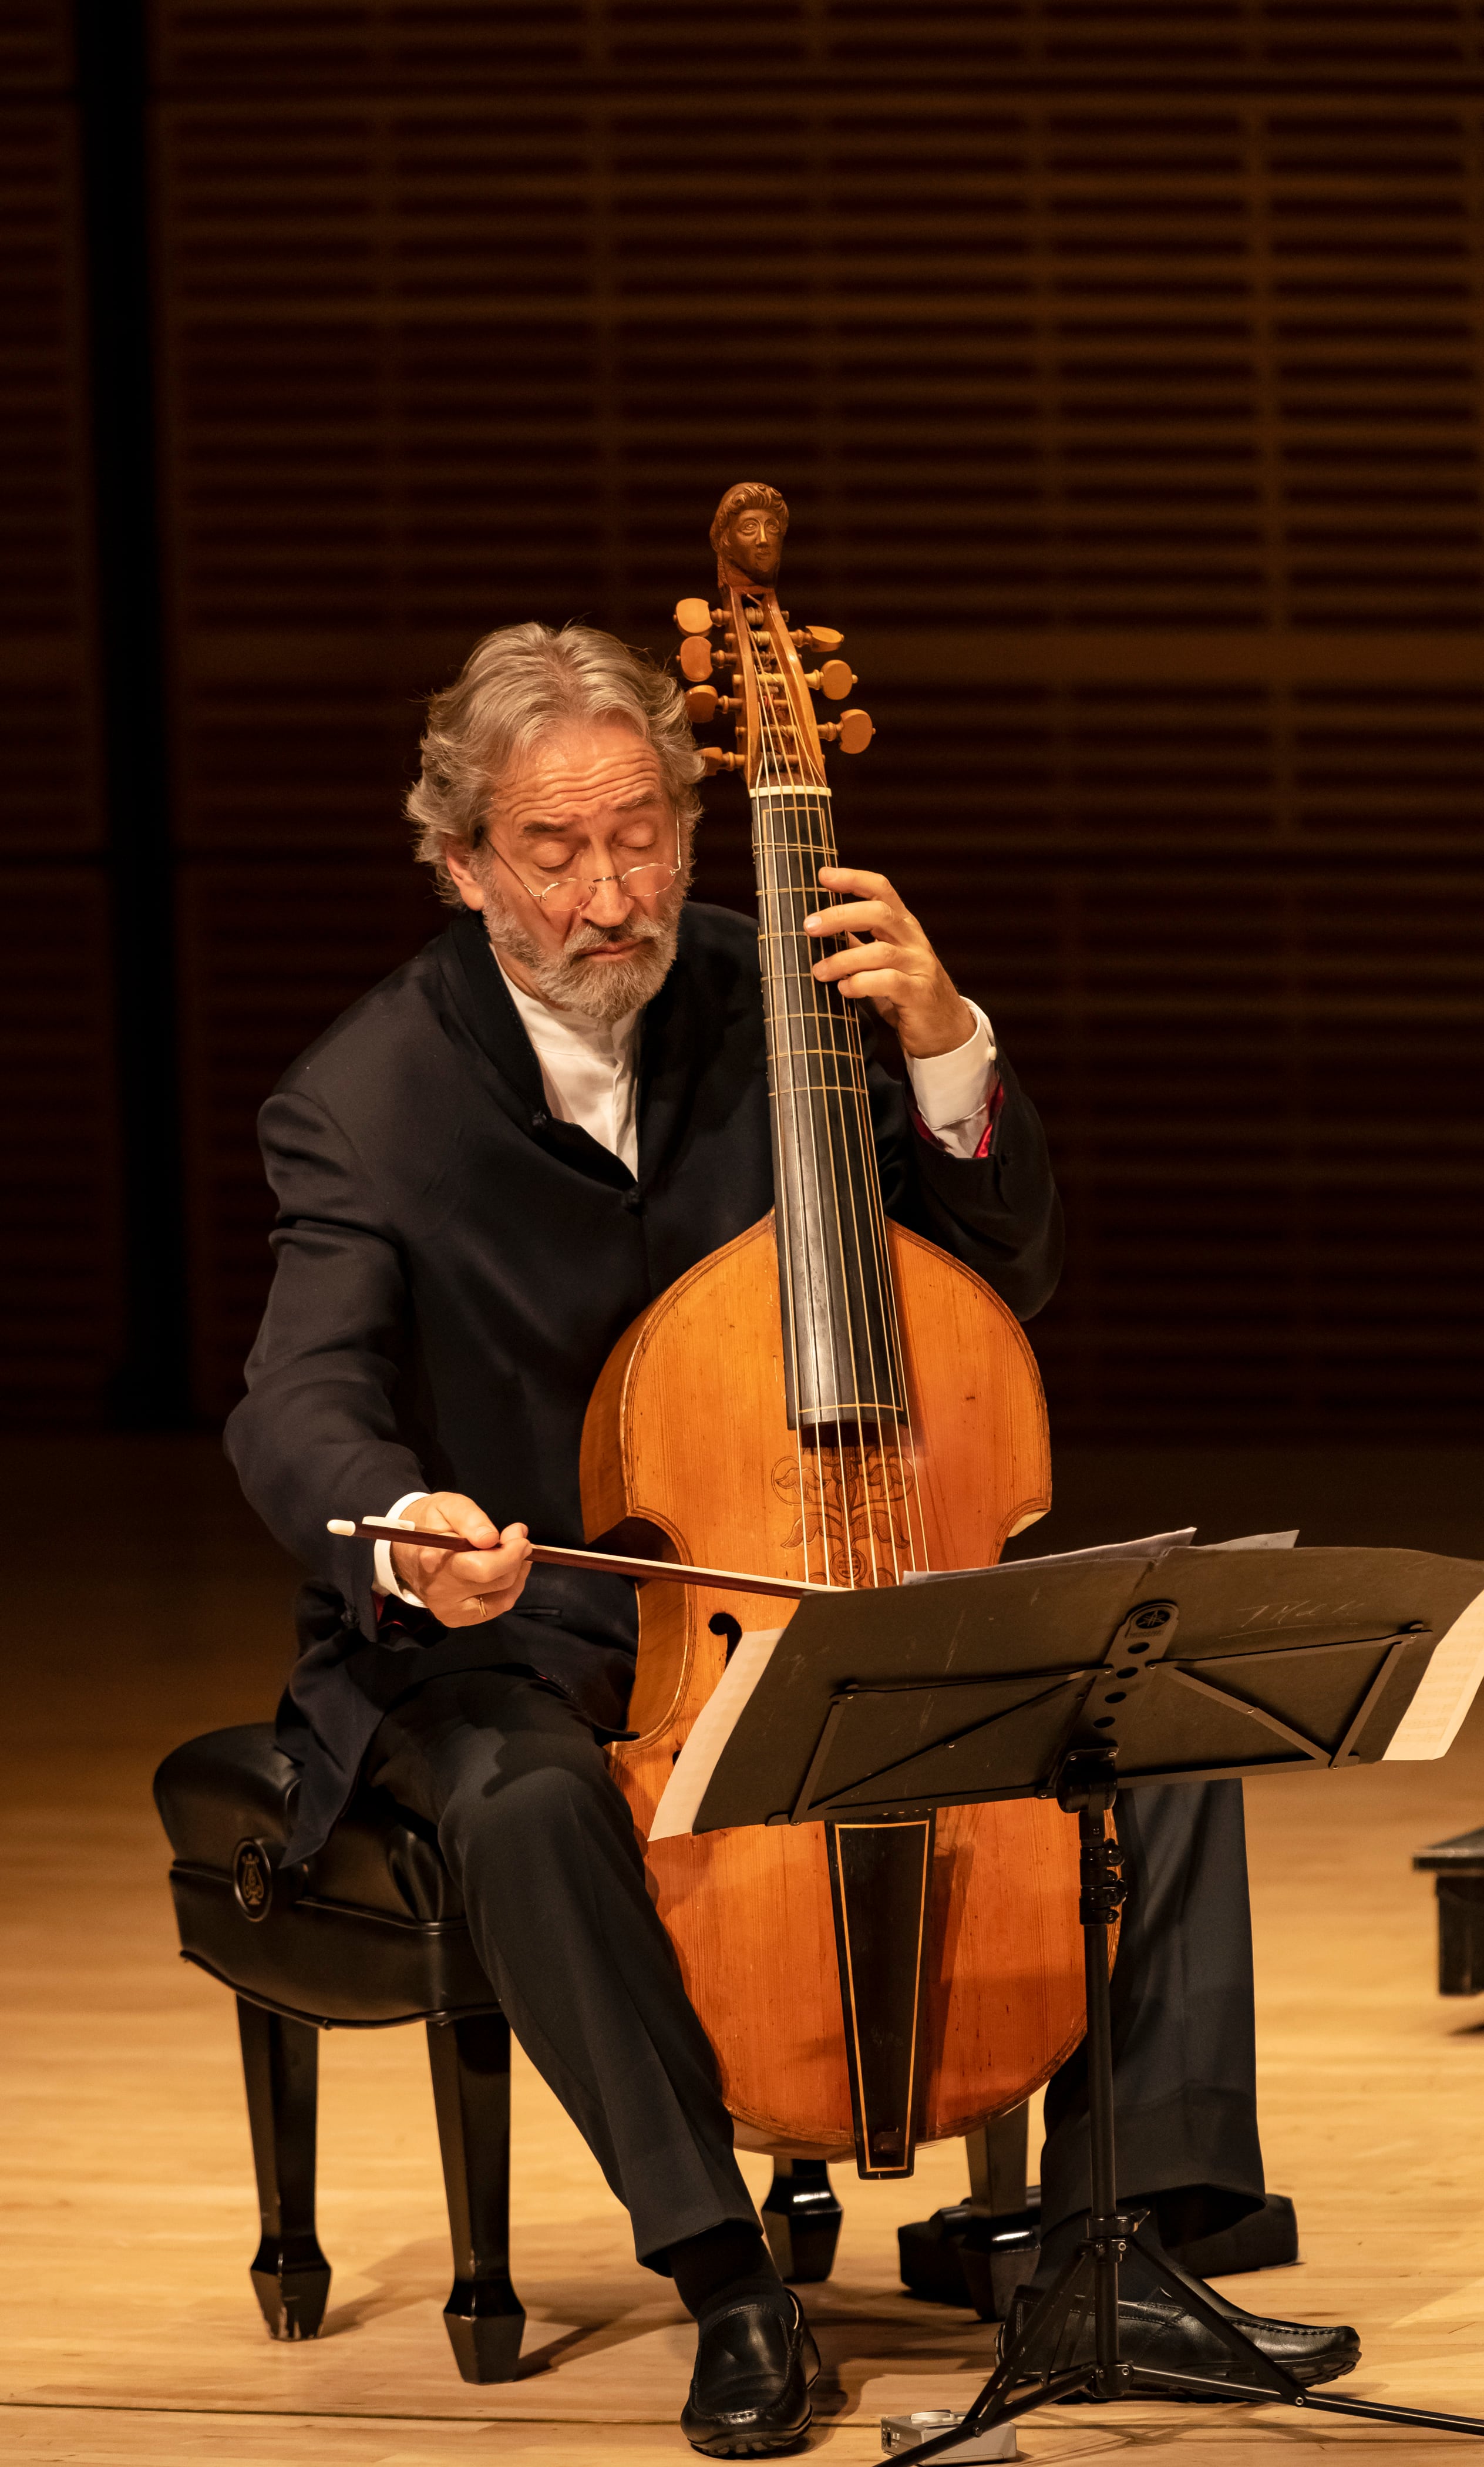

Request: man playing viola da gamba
left=226, top=485, right=1360, bottom=2452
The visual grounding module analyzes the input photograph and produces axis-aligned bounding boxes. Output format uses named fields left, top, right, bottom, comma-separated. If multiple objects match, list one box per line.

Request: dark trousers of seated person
left=364, top=1665, right=759, bottom=2272
left=1038, top=1776, right=1266, bottom=2257
left=365, top=1671, right=1264, bottom=2273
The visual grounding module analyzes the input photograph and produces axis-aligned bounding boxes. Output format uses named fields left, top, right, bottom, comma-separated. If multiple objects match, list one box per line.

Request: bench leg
left=237, top=1997, right=332, bottom=2340
left=426, top=2012, right=526, bottom=2382
left=1437, top=1876, right=1484, bottom=1993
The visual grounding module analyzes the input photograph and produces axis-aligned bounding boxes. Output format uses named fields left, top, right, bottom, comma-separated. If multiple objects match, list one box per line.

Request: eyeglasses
left=491, top=842, right=681, bottom=920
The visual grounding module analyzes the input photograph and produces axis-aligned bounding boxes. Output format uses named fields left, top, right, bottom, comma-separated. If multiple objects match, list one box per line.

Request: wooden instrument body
left=581, top=1209, right=1086, bottom=2153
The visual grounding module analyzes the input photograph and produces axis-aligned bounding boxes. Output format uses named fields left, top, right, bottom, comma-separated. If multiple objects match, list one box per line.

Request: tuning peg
left=699, top=746, right=746, bottom=774
left=791, top=624, right=844, bottom=654
left=678, top=636, right=718, bottom=684
left=685, top=684, right=719, bottom=722
left=675, top=597, right=724, bottom=636
left=801, top=660, right=857, bottom=700
left=820, top=708, right=874, bottom=754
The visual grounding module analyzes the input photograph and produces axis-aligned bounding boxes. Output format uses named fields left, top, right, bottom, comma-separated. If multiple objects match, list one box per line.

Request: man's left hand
left=803, top=866, right=976, bottom=1058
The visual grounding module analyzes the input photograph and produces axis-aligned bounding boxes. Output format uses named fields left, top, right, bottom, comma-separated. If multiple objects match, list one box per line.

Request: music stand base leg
left=886, top=1751, right=1484, bottom=2461
left=891, top=2239, right=1484, bottom=2458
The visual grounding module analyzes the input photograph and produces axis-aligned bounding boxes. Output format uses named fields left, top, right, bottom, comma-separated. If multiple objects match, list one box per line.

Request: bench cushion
left=154, top=1725, right=499, bottom=2028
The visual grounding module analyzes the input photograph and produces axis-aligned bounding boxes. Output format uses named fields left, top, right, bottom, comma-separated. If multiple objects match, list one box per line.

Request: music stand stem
left=893, top=1752, right=1484, bottom=2458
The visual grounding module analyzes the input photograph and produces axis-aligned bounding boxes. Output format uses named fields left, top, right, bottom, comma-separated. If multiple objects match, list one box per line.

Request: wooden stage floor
left=6, top=1436, right=1484, bottom=2464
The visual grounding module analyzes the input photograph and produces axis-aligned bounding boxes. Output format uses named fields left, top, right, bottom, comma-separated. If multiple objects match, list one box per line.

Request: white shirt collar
left=496, top=955, right=642, bottom=1175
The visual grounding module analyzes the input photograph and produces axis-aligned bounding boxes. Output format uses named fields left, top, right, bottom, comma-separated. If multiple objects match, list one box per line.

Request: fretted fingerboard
left=752, top=780, right=908, bottom=1431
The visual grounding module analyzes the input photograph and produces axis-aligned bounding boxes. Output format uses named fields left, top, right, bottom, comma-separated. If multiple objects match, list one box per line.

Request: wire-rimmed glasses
left=492, top=841, right=681, bottom=919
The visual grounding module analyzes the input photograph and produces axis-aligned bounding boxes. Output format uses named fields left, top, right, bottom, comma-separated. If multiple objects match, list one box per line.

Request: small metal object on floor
left=882, top=2414, right=1016, bottom=2462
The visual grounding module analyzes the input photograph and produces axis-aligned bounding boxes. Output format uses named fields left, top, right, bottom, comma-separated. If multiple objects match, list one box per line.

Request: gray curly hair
left=406, top=621, right=706, bottom=905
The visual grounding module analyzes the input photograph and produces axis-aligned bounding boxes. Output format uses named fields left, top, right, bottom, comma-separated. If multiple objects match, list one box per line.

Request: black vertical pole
left=1079, top=1796, right=1122, bottom=2396
left=74, top=0, right=190, bottom=1423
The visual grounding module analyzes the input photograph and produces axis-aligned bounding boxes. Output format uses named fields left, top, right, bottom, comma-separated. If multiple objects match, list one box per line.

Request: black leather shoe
left=1005, top=2261, right=1360, bottom=2400
left=682, top=2287, right=820, bottom=2456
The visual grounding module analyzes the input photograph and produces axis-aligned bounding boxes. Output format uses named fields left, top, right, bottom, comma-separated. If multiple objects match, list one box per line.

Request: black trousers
left=366, top=1666, right=759, bottom=2269
left=366, top=1670, right=1264, bottom=2270
left=1038, top=1779, right=1266, bottom=2248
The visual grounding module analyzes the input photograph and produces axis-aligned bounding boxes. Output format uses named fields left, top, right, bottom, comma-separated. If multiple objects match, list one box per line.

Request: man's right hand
left=388, top=1494, right=533, bottom=1627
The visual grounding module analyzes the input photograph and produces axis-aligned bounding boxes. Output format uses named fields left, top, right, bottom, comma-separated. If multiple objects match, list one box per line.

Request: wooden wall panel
left=153, top=4, right=1484, bottom=85
left=150, top=88, right=1484, bottom=658
left=0, top=2, right=69, bottom=90
left=0, top=871, right=121, bottom=1422
left=0, top=100, right=100, bottom=853
left=149, top=26, right=1484, bottom=1435
left=0, top=43, right=119, bottom=1426
left=175, top=861, right=446, bottom=1413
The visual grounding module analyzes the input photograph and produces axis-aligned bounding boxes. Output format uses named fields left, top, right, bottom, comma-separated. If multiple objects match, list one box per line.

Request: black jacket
left=225, top=903, right=1062, bottom=1859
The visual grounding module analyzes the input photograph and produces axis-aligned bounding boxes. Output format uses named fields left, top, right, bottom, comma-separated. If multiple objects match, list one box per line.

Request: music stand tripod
left=897, top=1749, right=1484, bottom=2455
left=655, top=1541, right=1484, bottom=2449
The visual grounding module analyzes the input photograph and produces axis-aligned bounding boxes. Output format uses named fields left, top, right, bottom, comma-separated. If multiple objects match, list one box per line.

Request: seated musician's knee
left=436, top=1736, right=634, bottom=1893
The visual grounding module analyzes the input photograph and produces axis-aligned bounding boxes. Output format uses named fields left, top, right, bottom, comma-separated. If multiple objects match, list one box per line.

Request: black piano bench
left=1414, top=1826, right=1484, bottom=1996
left=153, top=1723, right=525, bottom=2383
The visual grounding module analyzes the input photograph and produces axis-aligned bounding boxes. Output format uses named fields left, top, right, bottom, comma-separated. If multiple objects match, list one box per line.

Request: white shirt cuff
left=373, top=1490, right=431, bottom=1608
left=903, top=1001, right=998, bottom=1160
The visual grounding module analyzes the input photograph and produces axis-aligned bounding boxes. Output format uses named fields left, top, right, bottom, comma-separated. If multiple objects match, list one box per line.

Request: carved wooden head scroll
left=709, top=482, right=789, bottom=589
left=677, top=483, right=874, bottom=785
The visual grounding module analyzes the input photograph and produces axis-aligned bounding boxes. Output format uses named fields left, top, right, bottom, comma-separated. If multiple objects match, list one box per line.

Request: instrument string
left=754, top=781, right=818, bottom=1585
left=838, top=952, right=932, bottom=1575
left=784, top=766, right=887, bottom=1589
left=749, top=621, right=867, bottom=1579
left=793, top=759, right=917, bottom=1579
left=778, top=665, right=925, bottom=1572
left=750, top=625, right=848, bottom=1586
left=770, top=627, right=904, bottom=1586
left=792, top=772, right=897, bottom=1585
left=745, top=599, right=835, bottom=1587
left=751, top=603, right=899, bottom=1584
left=752, top=603, right=928, bottom=1578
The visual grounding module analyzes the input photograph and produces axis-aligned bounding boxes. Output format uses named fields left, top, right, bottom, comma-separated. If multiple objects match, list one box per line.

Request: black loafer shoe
left=682, top=2287, right=820, bottom=2456
left=1006, top=2265, right=1360, bottom=2401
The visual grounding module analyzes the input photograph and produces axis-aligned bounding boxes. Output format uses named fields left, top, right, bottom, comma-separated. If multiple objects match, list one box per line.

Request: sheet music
left=650, top=1628, right=785, bottom=1841
left=900, top=1528, right=1299, bottom=1584
left=1385, top=1585, right=1484, bottom=1760
left=903, top=1529, right=1196, bottom=1583
left=1199, top=1530, right=1299, bottom=1551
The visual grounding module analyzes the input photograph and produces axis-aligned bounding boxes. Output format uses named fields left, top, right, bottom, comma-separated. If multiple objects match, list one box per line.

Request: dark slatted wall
left=0, top=10, right=121, bottom=1424
left=149, top=3, right=1484, bottom=1435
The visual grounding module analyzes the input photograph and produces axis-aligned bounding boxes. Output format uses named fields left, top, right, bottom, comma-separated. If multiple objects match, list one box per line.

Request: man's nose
left=581, top=871, right=634, bottom=927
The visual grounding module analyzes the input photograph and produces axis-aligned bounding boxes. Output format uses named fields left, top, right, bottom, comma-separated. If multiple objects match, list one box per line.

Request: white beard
left=480, top=886, right=684, bottom=1024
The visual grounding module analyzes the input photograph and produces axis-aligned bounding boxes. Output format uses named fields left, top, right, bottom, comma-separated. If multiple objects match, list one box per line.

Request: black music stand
left=653, top=1540, right=1484, bottom=2445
